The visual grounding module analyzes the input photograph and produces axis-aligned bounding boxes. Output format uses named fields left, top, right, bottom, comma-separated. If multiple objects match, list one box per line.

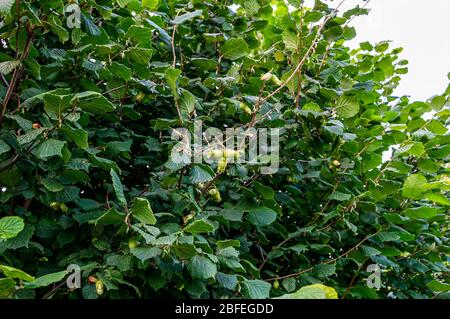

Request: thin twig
left=264, top=231, right=379, bottom=282
left=171, top=26, right=177, bottom=68
left=258, top=0, right=346, bottom=106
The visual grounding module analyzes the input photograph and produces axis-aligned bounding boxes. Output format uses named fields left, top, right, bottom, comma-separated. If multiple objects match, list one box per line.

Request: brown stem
left=0, top=27, right=34, bottom=127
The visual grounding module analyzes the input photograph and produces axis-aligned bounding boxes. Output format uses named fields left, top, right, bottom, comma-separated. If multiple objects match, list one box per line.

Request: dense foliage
left=0, top=0, right=449, bottom=299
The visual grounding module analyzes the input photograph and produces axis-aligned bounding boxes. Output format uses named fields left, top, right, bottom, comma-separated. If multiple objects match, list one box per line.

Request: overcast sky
left=332, top=0, right=450, bottom=101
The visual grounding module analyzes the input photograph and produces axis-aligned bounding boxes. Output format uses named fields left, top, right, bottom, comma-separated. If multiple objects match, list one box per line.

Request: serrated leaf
left=0, top=60, right=21, bottom=75
left=188, top=256, right=217, bottom=280
left=0, top=0, right=14, bottom=15
left=50, top=16, right=69, bottom=43
left=25, top=270, right=68, bottom=289
left=184, top=219, right=215, bottom=234
left=110, top=62, right=132, bottom=81
left=125, top=47, right=153, bottom=64
left=404, top=206, right=441, bottom=219
left=426, top=280, right=450, bottom=292
left=335, top=96, right=360, bottom=118
left=328, top=191, right=352, bottom=201
left=142, top=0, right=159, bottom=10
left=424, top=193, right=450, bottom=206
left=0, top=278, right=16, bottom=298
left=35, top=139, right=66, bottom=159
left=221, top=38, right=249, bottom=61
left=0, top=140, right=11, bottom=156
left=60, top=127, right=89, bottom=149
left=110, top=169, right=127, bottom=206
left=242, top=279, right=271, bottom=299
left=282, top=31, right=298, bottom=51
left=402, top=174, right=429, bottom=199
left=40, top=177, right=64, bottom=192
left=190, top=164, right=214, bottom=184
left=247, top=206, right=277, bottom=226
left=314, top=263, right=336, bottom=278
left=131, top=247, right=161, bottom=262
left=0, top=216, right=25, bottom=239
left=0, top=265, right=34, bottom=282
left=75, top=91, right=115, bottom=115
left=164, top=67, right=182, bottom=97
left=44, top=94, right=73, bottom=117
left=172, top=10, right=203, bottom=25
left=276, top=284, right=338, bottom=299
left=131, top=198, right=156, bottom=225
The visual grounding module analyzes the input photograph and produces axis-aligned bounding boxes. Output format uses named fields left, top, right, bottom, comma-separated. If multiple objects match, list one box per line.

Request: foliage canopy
left=0, top=0, right=449, bottom=299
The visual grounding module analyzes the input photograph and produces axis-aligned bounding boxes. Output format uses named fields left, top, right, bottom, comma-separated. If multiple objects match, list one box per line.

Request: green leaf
left=131, top=247, right=161, bottom=262
left=0, top=216, right=25, bottom=239
left=328, top=191, right=352, bottom=201
left=0, top=278, right=16, bottom=298
left=131, top=198, right=156, bottom=225
left=335, top=96, right=360, bottom=118
left=172, top=10, right=203, bottom=25
left=221, top=38, right=249, bottom=61
left=164, top=68, right=182, bottom=97
left=0, top=225, right=34, bottom=252
left=40, top=177, right=64, bottom=192
left=25, top=270, right=68, bottom=289
left=106, top=255, right=133, bottom=272
left=242, top=280, right=271, bottom=299
left=253, top=182, right=275, bottom=200
left=0, top=140, right=11, bottom=156
left=60, top=127, right=89, bottom=149
left=92, top=208, right=124, bottom=226
left=243, top=0, right=260, bottom=15
left=190, top=164, right=215, bottom=184
left=125, top=25, right=152, bottom=45
left=216, top=272, right=238, bottom=290
left=188, top=256, right=217, bottom=280
left=50, top=16, right=69, bottom=43
left=424, top=193, right=450, bottom=206
left=180, top=89, right=196, bottom=117
left=426, top=280, right=450, bottom=292
left=142, top=0, right=159, bottom=10
left=35, top=139, right=66, bottom=159
left=0, top=265, right=34, bottom=282
left=324, top=25, right=343, bottom=41
left=314, top=263, right=336, bottom=278
left=110, top=169, right=127, bottom=207
left=402, top=174, right=429, bottom=199
left=116, top=0, right=130, bottom=8
left=282, top=31, right=298, bottom=51
left=430, top=95, right=446, bottom=111
left=0, top=60, right=21, bottom=75
left=184, top=219, right=215, bottom=234
left=404, top=206, right=441, bottom=219
left=44, top=94, right=73, bottom=117
left=110, top=62, right=132, bottom=81
left=277, top=284, right=338, bottom=299
left=75, top=92, right=115, bottom=115
left=0, top=0, right=14, bottom=15
left=125, top=47, right=153, bottom=64
left=248, top=206, right=277, bottom=226
left=427, top=120, right=448, bottom=135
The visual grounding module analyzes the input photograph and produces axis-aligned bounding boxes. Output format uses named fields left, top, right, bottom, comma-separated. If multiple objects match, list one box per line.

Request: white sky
left=331, top=0, right=450, bottom=101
